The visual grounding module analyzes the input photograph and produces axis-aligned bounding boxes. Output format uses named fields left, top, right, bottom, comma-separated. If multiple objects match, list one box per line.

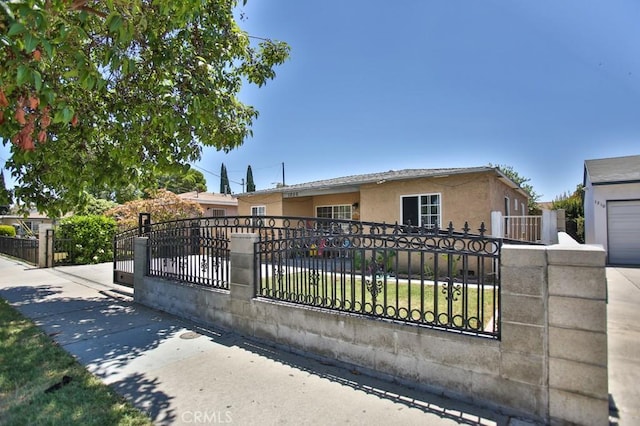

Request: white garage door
left=608, top=200, right=640, bottom=265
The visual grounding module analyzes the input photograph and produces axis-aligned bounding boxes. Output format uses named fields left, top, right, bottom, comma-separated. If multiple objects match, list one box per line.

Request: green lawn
left=261, top=270, right=498, bottom=332
left=0, top=298, right=152, bottom=426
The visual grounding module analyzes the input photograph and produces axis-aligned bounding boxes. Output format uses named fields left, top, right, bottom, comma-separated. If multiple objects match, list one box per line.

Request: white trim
left=400, top=192, right=442, bottom=228
left=315, top=204, right=352, bottom=220
left=251, top=205, right=266, bottom=216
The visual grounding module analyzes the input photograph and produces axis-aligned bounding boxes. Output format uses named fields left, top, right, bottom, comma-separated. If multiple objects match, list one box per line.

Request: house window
left=209, top=208, right=225, bottom=217
left=251, top=206, right=266, bottom=216
left=316, top=205, right=351, bottom=220
left=401, top=194, right=441, bottom=228
left=514, top=198, right=518, bottom=212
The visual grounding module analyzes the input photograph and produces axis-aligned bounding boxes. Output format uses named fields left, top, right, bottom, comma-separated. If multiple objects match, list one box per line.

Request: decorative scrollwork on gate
left=442, top=282, right=462, bottom=302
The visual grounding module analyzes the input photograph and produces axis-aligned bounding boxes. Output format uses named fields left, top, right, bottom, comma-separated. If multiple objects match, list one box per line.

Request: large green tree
left=87, top=165, right=207, bottom=202
left=156, top=167, right=207, bottom=194
left=0, top=0, right=289, bottom=216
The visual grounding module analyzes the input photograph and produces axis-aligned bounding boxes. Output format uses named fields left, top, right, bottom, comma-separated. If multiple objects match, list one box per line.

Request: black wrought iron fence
left=256, top=219, right=502, bottom=338
left=124, top=215, right=502, bottom=338
left=113, top=227, right=138, bottom=286
left=0, top=236, right=38, bottom=265
left=113, top=213, right=152, bottom=286
left=143, top=217, right=269, bottom=289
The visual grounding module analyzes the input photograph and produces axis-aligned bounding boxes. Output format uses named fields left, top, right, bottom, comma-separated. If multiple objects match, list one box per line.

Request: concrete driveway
left=606, top=267, right=640, bottom=425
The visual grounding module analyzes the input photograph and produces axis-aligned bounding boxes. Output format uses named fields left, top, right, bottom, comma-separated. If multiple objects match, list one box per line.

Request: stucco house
left=236, top=166, right=529, bottom=235
left=0, top=210, right=58, bottom=237
left=584, top=154, right=640, bottom=265
left=177, top=191, right=238, bottom=217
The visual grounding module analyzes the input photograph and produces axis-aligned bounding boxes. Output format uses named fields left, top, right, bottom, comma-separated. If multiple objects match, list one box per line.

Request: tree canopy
left=552, top=184, right=584, bottom=242
left=0, top=171, right=12, bottom=214
left=104, top=188, right=203, bottom=229
left=491, top=164, right=541, bottom=213
left=87, top=164, right=207, bottom=203
left=0, top=0, right=289, bottom=216
left=156, top=167, right=207, bottom=194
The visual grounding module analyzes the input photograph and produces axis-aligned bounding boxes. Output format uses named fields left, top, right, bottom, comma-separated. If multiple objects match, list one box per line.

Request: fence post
left=133, top=237, right=149, bottom=301
left=491, top=211, right=503, bottom=238
left=541, top=210, right=558, bottom=245
left=555, top=209, right=566, bottom=232
left=547, top=241, right=608, bottom=425
left=38, top=223, right=53, bottom=268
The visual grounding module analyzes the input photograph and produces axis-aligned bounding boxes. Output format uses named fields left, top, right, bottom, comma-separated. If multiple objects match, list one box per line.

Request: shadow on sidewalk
left=0, top=284, right=178, bottom=424
left=1, top=282, right=516, bottom=425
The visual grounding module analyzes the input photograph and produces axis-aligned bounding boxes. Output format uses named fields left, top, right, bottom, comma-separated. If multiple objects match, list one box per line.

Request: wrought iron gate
left=113, top=213, right=150, bottom=287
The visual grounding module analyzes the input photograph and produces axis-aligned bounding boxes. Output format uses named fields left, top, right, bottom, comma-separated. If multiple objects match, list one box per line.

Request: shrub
left=104, top=189, right=203, bottom=229
left=56, top=215, right=118, bottom=264
left=0, top=225, right=16, bottom=237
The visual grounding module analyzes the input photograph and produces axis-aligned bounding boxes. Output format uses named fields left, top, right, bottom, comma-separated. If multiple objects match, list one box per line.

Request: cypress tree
left=220, top=163, right=231, bottom=194
left=246, top=165, right=256, bottom=192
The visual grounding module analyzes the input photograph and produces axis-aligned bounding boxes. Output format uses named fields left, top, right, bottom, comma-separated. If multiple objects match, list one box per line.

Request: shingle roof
left=244, top=166, right=505, bottom=195
left=177, top=191, right=238, bottom=206
left=584, top=155, right=640, bottom=185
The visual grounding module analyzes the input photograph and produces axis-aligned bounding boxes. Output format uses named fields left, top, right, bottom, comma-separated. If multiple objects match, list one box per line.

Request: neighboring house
left=236, top=166, right=529, bottom=235
left=177, top=191, right=238, bottom=217
left=584, top=154, right=640, bottom=265
left=0, top=210, right=56, bottom=237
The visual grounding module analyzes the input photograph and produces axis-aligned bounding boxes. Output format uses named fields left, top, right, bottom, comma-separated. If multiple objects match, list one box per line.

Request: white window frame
left=251, top=205, right=266, bottom=226
left=315, top=204, right=352, bottom=220
left=401, top=193, right=442, bottom=229
left=251, top=206, right=266, bottom=216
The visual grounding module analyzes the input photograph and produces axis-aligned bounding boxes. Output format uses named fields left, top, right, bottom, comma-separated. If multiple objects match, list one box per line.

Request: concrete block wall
left=133, top=232, right=608, bottom=424
left=500, top=245, right=549, bottom=419
left=546, top=244, right=608, bottom=425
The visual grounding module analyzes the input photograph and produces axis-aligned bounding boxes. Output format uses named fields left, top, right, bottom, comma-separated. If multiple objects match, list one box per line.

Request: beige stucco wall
left=360, top=171, right=525, bottom=232
left=237, top=192, right=284, bottom=216
left=236, top=171, right=527, bottom=233
left=282, top=196, right=313, bottom=217
left=489, top=176, right=528, bottom=216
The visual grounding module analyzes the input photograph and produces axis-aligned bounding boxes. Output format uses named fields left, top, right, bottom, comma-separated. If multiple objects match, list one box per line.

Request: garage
left=608, top=200, right=640, bottom=265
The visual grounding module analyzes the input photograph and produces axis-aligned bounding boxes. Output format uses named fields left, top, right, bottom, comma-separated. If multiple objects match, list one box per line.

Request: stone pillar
left=38, top=223, right=53, bottom=268
left=229, top=233, right=259, bottom=334
left=133, top=237, right=148, bottom=301
left=500, top=245, right=549, bottom=420
left=491, top=211, right=503, bottom=238
left=541, top=209, right=558, bottom=245
left=547, top=244, right=608, bottom=425
left=555, top=209, right=566, bottom=233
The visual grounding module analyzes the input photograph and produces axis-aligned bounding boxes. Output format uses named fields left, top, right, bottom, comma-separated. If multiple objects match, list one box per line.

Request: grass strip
left=0, top=297, right=152, bottom=426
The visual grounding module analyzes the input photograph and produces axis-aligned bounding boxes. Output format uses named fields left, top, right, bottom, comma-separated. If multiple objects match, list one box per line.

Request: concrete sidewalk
left=0, top=257, right=520, bottom=425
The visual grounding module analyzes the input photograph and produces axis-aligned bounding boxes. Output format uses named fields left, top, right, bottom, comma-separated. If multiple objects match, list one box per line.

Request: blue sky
left=2, top=1, right=638, bottom=202
left=195, top=0, right=640, bottom=200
